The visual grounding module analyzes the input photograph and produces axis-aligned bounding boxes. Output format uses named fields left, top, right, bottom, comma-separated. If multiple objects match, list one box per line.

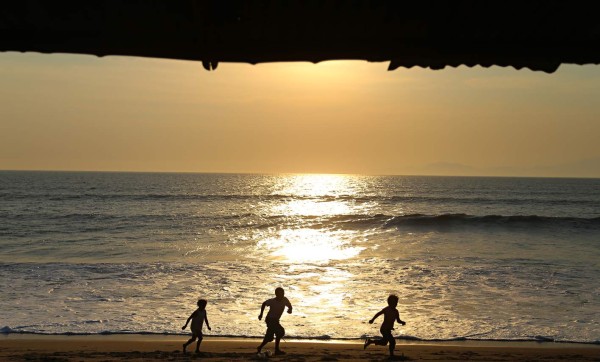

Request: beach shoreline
left=1, top=334, right=599, bottom=361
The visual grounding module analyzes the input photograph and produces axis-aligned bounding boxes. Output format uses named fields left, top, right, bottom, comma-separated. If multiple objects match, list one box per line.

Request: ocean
left=1, top=171, right=599, bottom=343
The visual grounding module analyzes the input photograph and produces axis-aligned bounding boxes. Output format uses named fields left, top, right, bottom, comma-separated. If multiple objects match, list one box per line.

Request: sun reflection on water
left=254, top=174, right=367, bottom=328
left=275, top=174, right=360, bottom=197
left=257, top=229, right=363, bottom=264
left=269, top=173, right=370, bottom=217
left=272, top=199, right=351, bottom=216
left=256, top=174, right=367, bottom=264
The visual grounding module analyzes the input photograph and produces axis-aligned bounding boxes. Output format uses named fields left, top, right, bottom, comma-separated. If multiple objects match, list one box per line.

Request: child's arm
left=285, top=297, right=293, bottom=314
left=396, top=309, right=406, bottom=326
left=369, top=309, right=384, bottom=324
left=258, top=301, right=267, bottom=320
left=205, top=312, right=211, bottom=331
left=182, top=310, right=196, bottom=330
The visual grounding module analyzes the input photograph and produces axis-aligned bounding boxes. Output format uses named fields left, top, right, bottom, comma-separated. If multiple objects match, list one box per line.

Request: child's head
left=275, top=287, right=285, bottom=299
left=197, top=299, right=208, bottom=309
left=387, top=294, right=399, bottom=307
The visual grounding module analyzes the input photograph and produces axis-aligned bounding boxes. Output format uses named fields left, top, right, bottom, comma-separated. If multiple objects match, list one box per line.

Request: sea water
left=0, top=171, right=599, bottom=343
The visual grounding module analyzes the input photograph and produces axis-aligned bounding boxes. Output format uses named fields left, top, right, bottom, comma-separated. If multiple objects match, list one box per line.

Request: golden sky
left=1, top=53, right=599, bottom=177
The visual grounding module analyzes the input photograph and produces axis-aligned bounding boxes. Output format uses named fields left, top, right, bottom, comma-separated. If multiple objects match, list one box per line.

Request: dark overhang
left=2, top=0, right=599, bottom=73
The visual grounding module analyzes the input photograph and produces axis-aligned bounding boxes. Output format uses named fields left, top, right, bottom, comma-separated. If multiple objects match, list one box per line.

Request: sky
left=1, top=52, right=599, bottom=177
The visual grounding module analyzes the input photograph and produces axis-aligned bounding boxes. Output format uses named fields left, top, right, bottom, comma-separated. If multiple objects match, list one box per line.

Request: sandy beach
left=1, top=335, right=599, bottom=361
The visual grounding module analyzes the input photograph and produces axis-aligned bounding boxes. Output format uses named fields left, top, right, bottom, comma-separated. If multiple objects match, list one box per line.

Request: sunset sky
left=1, top=52, right=599, bottom=177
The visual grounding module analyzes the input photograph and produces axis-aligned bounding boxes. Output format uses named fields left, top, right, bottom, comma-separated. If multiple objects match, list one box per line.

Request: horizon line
left=1, top=169, right=599, bottom=180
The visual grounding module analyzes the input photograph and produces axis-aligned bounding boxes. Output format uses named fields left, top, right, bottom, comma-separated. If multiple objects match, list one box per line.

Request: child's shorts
left=264, top=318, right=285, bottom=342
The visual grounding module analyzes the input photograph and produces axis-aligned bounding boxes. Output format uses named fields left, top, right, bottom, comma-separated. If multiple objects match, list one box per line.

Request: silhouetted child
left=257, top=287, right=293, bottom=356
left=182, top=299, right=211, bottom=354
left=364, top=294, right=406, bottom=357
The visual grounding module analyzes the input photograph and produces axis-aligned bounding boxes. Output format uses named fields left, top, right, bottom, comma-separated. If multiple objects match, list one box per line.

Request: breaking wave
left=381, top=213, right=600, bottom=229
left=1, top=328, right=598, bottom=345
left=308, top=213, right=600, bottom=232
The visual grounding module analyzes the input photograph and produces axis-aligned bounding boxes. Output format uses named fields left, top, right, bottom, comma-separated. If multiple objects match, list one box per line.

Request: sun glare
left=272, top=61, right=361, bottom=87
left=275, top=174, right=359, bottom=197
left=270, top=174, right=360, bottom=216
left=257, top=229, right=363, bottom=264
left=256, top=175, right=368, bottom=264
left=272, top=199, right=350, bottom=216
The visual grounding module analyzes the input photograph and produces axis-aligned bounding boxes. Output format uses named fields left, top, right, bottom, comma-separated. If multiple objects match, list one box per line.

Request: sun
left=267, top=61, right=362, bottom=89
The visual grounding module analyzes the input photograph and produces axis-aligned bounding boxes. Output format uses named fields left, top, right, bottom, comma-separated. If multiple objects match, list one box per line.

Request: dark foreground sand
left=1, top=335, right=599, bottom=361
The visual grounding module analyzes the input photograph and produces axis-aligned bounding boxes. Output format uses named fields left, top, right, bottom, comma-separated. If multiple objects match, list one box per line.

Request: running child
left=257, top=287, right=293, bottom=356
left=364, top=294, right=406, bottom=357
left=182, top=299, right=211, bottom=354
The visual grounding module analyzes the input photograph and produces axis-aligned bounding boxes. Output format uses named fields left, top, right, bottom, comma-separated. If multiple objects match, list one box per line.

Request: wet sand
left=1, top=335, right=599, bottom=361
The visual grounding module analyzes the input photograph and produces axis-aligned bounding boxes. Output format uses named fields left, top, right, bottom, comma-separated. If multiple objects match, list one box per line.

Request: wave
left=318, top=213, right=600, bottom=232
left=2, top=192, right=597, bottom=207
left=1, top=327, right=598, bottom=345
left=2, top=211, right=599, bottom=233
left=382, top=213, right=600, bottom=229
left=2, top=193, right=332, bottom=202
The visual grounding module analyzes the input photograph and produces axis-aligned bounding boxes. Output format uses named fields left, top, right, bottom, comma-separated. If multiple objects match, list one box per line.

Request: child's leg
left=388, top=333, right=396, bottom=356
left=274, top=324, right=285, bottom=353
left=373, top=338, right=388, bottom=346
left=183, top=335, right=197, bottom=353
left=373, top=334, right=388, bottom=346
left=258, top=323, right=275, bottom=353
left=257, top=332, right=271, bottom=353
left=257, top=338, right=269, bottom=353
left=373, top=328, right=392, bottom=346
left=195, top=334, right=203, bottom=352
left=274, top=336, right=281, bottom=351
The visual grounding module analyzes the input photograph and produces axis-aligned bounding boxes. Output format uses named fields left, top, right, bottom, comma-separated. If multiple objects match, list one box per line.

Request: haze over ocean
left=1, top=171, right=599, bottom=343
